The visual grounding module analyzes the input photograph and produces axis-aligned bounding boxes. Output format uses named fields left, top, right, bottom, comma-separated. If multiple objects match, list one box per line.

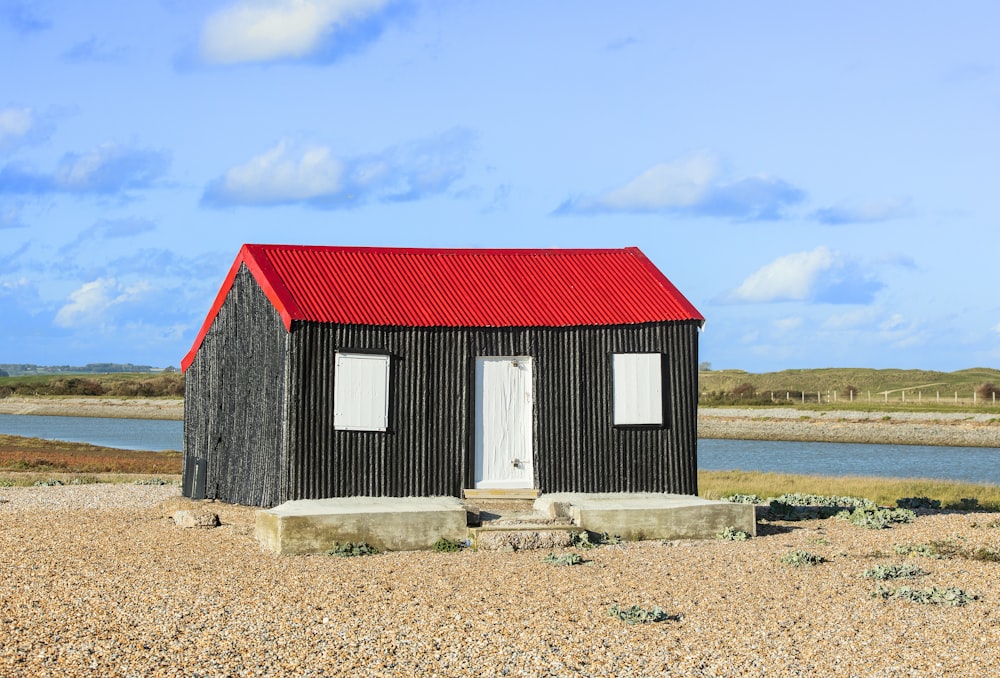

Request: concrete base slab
left=535, top=492, right=756, bottom=541
left=256, top=496, right=468, bottom=555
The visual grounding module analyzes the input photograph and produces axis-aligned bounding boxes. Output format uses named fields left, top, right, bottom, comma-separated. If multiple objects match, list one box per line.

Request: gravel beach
left=2, top=484, right=999, bottom=676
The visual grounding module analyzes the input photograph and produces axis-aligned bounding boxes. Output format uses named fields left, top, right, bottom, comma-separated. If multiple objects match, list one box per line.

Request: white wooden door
left=474, top=357, right=534, bottom=489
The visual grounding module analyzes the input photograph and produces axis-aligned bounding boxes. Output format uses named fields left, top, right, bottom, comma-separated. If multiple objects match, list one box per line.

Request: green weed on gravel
left=872, top=586, right=978, bottom=606
left=542, top=552, right=583, bottom=566
left=432, top=537, right=465, bottom=552
left=780, top=550, right=827, bottom=567
left=607, top=604, right=680, bottom=624
left=325, top=541, right=379, bottom=557
left=722, top=494, right=761, bottom=504
left=895, top=543, right=943, bottom=559
left=717, top=526, right=751, bottom=541
left=837, top=507, right=915, bottom=529
left=862, top=563, right=926, bottom=580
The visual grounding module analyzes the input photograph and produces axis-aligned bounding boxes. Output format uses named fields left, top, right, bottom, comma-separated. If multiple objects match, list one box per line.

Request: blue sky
left=1, top=1, right=998, bottom=372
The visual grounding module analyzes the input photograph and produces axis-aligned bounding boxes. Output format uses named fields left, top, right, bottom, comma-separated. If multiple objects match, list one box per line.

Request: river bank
left=0, top=396, right=183, bottom=420
left=699, top=407, right=1000, bottom=448
left=3, top=397, right=1000, bottom=448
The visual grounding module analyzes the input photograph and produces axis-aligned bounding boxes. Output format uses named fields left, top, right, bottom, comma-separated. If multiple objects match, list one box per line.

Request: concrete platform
left=535, top=492, right=757, bottom=541
left=256, top=496, right=468, bottom=555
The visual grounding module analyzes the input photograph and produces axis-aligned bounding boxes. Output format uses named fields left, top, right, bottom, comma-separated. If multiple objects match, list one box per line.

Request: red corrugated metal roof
left=181, top=244, right=703, bottom=371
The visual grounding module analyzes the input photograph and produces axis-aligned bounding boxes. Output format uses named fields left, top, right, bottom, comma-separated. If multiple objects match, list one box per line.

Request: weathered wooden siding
left=183, top=265, right=289, bottom=506
left=283, top=321, right=700, bottom=501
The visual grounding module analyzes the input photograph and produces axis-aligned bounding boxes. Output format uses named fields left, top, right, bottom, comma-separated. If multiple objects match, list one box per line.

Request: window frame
left=611, top=352, right=667, bottom=428
left=333, top=351, right=391, bottom=432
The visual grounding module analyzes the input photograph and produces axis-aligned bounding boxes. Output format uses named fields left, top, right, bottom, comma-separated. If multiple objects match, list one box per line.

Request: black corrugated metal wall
left=183, top=265, right=289, bottom=506
left=283, top=320, right=700, bottom=502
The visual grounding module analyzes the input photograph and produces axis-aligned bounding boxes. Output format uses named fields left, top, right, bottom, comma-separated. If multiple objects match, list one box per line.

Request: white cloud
left=0, top=107, right=35, bottom=152
left=731, top=247, right=836, bottom=302
left=54, top=278, right=151, bottom=328
left=994, top=322, right=1000, bottom=335
left=203, top=128, right=474, bottom=208
left=728, top=246, right=887, bottom=305
left=600, top=151, right=719, bottom=210
left=212, top=141, right=344, bottom=203
left=200, top=0, right=392, bottom=64
left=1, top=276, right=29, bottom=294
left=815, top=197, right=912, bottom=224
left=556, top=151, right=805, bottom=220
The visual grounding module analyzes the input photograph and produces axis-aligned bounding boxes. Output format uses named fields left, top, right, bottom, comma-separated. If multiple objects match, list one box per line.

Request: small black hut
left=181, top=244, right=704, bottom=507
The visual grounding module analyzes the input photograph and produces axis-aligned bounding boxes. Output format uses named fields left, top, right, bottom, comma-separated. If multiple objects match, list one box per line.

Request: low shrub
left=607, top=604, right=679, bottom=624
left=772, top=493, right=875, bottom=510
left=325, top=541, right=379, bottom=557
left=949, top=497, right=981, bottom=511
left=571, top=531, right=622, bottom=547
left=862, top=563, right=925, bottom=580
left=872, top=586, right=978, bottom=606
left=542, top=552, right=583, bottom=566
left=896, top=496, right=941, bottom=510
left=894, top=543, right=942, bottom=559
left=717, top=526, right=751, bottom=541
left=837, top=507, right=915, bottom=529
left=780, top=550, right=826, bottom=567
left=433, top=537, right=465, bottom=553
left=723, top=494, right=761, bottom=504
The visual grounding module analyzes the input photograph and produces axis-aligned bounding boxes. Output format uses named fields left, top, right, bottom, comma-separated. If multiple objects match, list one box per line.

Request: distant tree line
left=0, top=373, right=184, bottom=398
left=0, top=363, right=172, bottom=377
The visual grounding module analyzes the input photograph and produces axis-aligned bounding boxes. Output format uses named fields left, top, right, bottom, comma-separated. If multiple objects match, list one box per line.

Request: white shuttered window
left=334, top=352, right=390, bottom=431
left=612, top=353, right=663, bottom=426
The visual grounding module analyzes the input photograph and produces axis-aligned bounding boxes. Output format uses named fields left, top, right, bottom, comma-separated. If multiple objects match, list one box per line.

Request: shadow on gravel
left=755, top=522, right=800, bottom=536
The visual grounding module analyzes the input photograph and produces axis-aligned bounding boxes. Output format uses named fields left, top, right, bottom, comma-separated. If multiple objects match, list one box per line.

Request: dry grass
left=0, top=434, right=181, bottom=477
left=699, top=469, right=1000, bottom=510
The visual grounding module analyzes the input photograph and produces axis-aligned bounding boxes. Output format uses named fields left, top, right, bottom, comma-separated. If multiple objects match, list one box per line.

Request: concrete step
left=469, top=523, right=581, bottom=552
left=462, top=488, right=540, bottom=500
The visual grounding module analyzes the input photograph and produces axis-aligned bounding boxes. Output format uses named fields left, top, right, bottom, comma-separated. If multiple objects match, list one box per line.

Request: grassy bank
left=699, top=366, right=1000, bottom=410
left=0, top=434, right=181, bottom=481
left=699, top=469, right=1000, bottom=511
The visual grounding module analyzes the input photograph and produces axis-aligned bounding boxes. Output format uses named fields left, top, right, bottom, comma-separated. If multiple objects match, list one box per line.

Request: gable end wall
left=183, top=265, right=289, bottom=506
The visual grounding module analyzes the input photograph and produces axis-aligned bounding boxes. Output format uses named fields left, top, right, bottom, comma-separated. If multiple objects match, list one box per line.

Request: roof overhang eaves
left=180, top=245, right=298, bottom=372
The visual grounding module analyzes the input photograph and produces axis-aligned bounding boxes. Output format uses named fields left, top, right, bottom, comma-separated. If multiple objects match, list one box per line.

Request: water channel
left=2, top=413, right=999, bottom=484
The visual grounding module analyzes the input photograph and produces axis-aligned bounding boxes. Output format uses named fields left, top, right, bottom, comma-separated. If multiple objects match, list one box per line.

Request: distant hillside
left=699, top=367, right=1000, bottom=405
left=0, top=363, right=171, bottom=377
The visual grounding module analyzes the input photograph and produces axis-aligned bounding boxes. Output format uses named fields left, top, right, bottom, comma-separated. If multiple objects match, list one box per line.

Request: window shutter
left=334, top=353, right=390, bottom=431
left=612, top=353, right=663, bottom=426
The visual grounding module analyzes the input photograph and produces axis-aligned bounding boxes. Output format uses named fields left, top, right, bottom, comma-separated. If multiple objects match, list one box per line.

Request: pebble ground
left=2, top=484, right=999, bottom=676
